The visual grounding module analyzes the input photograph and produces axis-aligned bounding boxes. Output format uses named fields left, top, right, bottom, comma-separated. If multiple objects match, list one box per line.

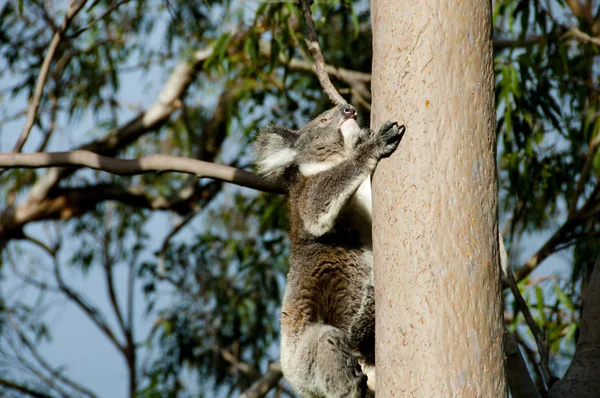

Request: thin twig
left=565, top=0, right=586, bottom=19
left=513, top=330, right=547, bottom=394
left=504, top=329, right=540, bottom=398
left=0, top=379, right=53, bottom=398
left=51, top=255, right=125, bottom=352
left=566, top=27, right=600, bottom=46
left=501, top=239, right=552, bottom=390
left=31, top=0, right=60, bottom=33
left=298, top=0, right=346, bottom=105
left=157, top=207, right=203, bottom=275
left=68, top=0, right=133, bottom=38
left=258, top=39, right=371, bottom=100
left=515, top=187, right=600, bottom=281
left=7, top=316, right=98, bottom=398
left=4, top=319, right=78, bottom=397
left=35, top=96, right=59, bottom=152
left=493, top=36, right=544, bottom=50
left=12, top=0, right=88, bottom=153
left=23, top=234, right=56, bottom=257
left=101, top=217, right=127, bottom=338
left=212, top=346, right=260, bottom=377
left=23, top=45, right=215, bottom=203
left=508, top=269, right=552, bottom=388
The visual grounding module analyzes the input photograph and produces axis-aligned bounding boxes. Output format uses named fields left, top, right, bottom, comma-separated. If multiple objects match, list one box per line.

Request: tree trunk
left=370, top=1, right=506, bottom=396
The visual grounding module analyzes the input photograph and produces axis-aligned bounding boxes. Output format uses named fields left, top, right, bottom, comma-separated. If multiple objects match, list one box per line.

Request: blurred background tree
left=0, top=0, right=598, bottom=397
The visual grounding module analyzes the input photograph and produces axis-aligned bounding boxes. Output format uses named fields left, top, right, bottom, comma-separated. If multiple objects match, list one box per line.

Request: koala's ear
left=254, top=125, right=299, bottom=178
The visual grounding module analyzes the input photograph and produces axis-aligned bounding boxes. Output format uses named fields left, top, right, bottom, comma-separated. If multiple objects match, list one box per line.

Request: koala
left=255, top=104, right=405, bottom=397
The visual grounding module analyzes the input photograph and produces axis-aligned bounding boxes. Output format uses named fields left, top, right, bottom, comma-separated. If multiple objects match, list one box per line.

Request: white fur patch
left=304, top=174, right=368, bottom=236
left=340, top=119, right=361, bottom=149
left=303, top=189, right=350, bottom=236
left=299, top=161, right=338, bottom=176
left=258, top=148, right=297, bottom=174
left=359, top=360, right=376, bottom=392
left=352, top=177, right=372, bottom=221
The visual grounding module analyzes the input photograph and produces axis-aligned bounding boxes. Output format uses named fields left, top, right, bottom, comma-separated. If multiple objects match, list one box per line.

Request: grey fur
left=255, top=105, right=405, bottom=398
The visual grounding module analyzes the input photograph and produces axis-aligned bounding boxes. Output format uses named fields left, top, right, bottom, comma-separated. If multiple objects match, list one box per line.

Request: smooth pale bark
left=371, top=1, right=506, bottom=396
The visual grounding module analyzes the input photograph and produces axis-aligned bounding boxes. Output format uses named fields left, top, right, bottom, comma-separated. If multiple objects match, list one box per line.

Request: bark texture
left=370, top=1, right=506, bottom=396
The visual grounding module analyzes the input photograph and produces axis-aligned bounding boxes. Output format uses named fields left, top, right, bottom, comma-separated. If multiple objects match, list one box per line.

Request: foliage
left=0, top=0, right=598, bottom=396
left=495, top=0, right=600, bottom=390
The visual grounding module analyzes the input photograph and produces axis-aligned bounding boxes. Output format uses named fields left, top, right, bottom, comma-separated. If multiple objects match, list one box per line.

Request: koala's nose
left=342, top=104, right=357, bottom=118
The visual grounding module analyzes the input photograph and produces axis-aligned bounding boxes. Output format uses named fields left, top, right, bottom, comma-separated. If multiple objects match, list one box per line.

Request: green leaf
left=205, top=32, right=233, bottom=73
left=554, top=284, right=575, bottom=313
left=535, top=285, right=545, bottom=322
left=270, top=36, right=280, bottom=71
left=349, top=5, right=360, bottom=38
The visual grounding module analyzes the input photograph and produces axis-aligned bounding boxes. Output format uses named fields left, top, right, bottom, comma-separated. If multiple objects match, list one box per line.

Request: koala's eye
left=320, top=118, right=328, bottom=123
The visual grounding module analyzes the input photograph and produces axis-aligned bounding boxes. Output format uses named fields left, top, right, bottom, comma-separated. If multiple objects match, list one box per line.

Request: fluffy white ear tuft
left=257, top=147, right=298, bottom=176
left=254, top=125, right=299, bottom=178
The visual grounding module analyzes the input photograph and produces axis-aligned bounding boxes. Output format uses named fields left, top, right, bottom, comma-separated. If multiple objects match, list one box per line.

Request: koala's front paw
left=376, top=121, right=405, bottom=158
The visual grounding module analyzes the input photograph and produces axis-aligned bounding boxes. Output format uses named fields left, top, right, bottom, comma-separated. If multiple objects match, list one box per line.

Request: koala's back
left=281, top=178, right=375, bottom=363
left=282, top=245, right=373, bottom=332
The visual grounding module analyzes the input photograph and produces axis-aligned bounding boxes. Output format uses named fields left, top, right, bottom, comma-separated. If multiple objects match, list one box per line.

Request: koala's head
left=255, top=104, right=365, bottom=179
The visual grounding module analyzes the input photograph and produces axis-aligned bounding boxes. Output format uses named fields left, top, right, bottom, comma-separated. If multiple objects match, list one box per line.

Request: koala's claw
left=376, top=121, right=405, bottom=158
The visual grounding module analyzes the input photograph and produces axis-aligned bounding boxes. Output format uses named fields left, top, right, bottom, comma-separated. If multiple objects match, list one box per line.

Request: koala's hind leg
left=283, top=324, right=372, bottom=398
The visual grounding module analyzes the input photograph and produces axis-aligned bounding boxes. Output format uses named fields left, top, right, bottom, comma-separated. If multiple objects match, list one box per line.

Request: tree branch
left=0, top=379, right=54, bottom=398
left=68, top=0, right=133, bottom=38
left=566, top=27, right=600, bottom=47
left=515, top=187, right=600, bottom=281
left=512, top=330, right=547, bottom=393
left=257, top=38, right=371, bottom=102
left=7, top=317, right=98, bottom=398
left=549, top=255, right=600, bottom=397
left=288, top=57, right=372, bottom=101
left=239, top=362, right=283, bottom=398
left=34, top=96, right=58, bottom=152
left=565, top=0, right=587, bottom=20
left=212, top=346, right=261, bottom=378
left=288, top=58, right=372, bottom=84
left=51, top=255, right=125, bottom=353
left=101, top=226, right=128, bottom=341
left=504, top=329, right=540, bottom=398
left=3, top=316, right=84, bottom=398
left=24, top=45, right=215, bottom=202
left=12, top=0, right=88, bottom=153
left=0, top=178, right=234, bottom=241
left=501, top=238, right=551, bottom=389
left=298, top=0, right=347, bottom=105
left=493, top=36, right=544, bottom=50
left=0, top=150, right=283, bottom=193
left=156, top=205, right=205, bottom=276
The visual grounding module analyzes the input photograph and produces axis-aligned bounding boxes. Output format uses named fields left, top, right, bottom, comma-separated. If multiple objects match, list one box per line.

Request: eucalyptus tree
left=0, top=0, right=598, bottom=397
